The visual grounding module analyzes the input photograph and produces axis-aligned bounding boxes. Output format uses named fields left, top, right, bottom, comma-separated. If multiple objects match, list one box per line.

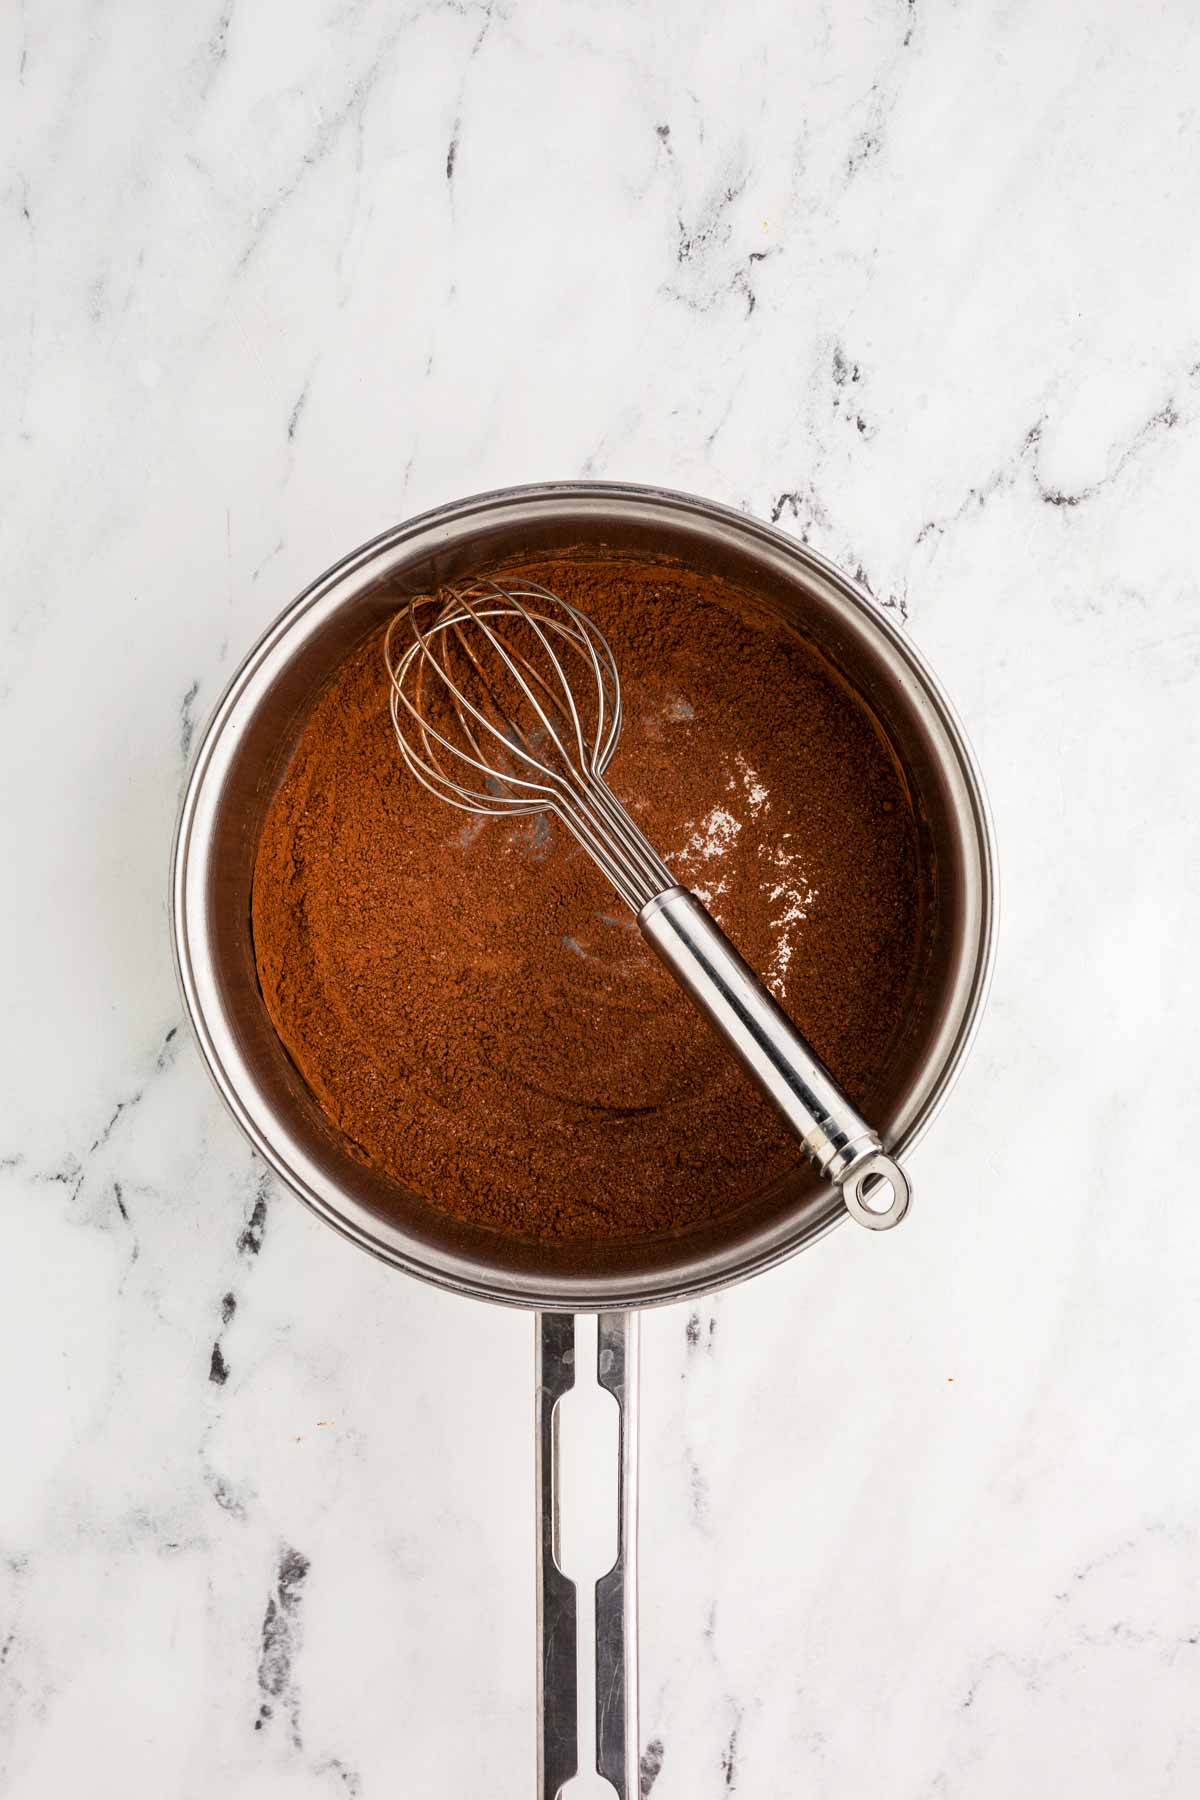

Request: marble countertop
left=5, top=2, right=1200, bottom=1794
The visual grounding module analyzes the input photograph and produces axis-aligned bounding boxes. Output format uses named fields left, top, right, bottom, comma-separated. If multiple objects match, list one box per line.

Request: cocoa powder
left=251, top=555, right=924, bottom=1241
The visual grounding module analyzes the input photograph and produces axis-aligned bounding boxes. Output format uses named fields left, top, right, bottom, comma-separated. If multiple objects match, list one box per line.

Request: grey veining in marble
left=4, top=1, right=1200, bottom=1794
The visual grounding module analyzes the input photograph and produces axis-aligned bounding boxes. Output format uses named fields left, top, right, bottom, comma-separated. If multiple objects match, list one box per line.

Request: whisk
left=384, top=577, right=910, bottom=1229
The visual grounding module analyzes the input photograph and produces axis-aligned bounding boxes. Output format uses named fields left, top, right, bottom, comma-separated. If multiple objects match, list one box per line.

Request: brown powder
left=251, top=556, right=923, bottom=1241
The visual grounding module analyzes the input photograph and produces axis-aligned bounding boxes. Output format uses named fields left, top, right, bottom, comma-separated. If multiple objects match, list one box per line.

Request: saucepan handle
left=595, top=1310, right=640, bottom=1794
left=536, top=1312, right=578, bottom=1798
left=536, top=1310, right=640, bottom=1799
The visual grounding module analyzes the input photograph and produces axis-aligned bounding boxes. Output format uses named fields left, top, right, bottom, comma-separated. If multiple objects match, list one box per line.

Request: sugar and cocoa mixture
left=252, top=556, right=923, bottom=1241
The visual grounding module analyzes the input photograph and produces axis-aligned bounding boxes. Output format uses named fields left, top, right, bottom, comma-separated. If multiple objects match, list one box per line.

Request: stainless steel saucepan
left=171, top=480, right=996, bottom=1795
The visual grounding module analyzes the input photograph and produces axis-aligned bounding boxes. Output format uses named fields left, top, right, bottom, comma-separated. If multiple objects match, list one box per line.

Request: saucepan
left=171, top=480, right=996, bottom=1795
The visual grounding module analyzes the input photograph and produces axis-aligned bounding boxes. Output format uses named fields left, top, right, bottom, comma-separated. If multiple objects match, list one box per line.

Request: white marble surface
left=5, top=1, right=1200, bottom=1794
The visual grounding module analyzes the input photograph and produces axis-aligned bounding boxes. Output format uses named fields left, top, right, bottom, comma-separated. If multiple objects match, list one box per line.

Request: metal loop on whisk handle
left=639, top=888, right=911, bottom=1230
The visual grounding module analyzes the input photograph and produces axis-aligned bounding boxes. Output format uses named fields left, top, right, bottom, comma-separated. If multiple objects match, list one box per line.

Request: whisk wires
left=384, top=578, right=675, bottom=912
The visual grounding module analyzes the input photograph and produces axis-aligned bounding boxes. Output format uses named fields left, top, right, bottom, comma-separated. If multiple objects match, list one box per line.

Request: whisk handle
left=638, top=887, right=911, bottom=1229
